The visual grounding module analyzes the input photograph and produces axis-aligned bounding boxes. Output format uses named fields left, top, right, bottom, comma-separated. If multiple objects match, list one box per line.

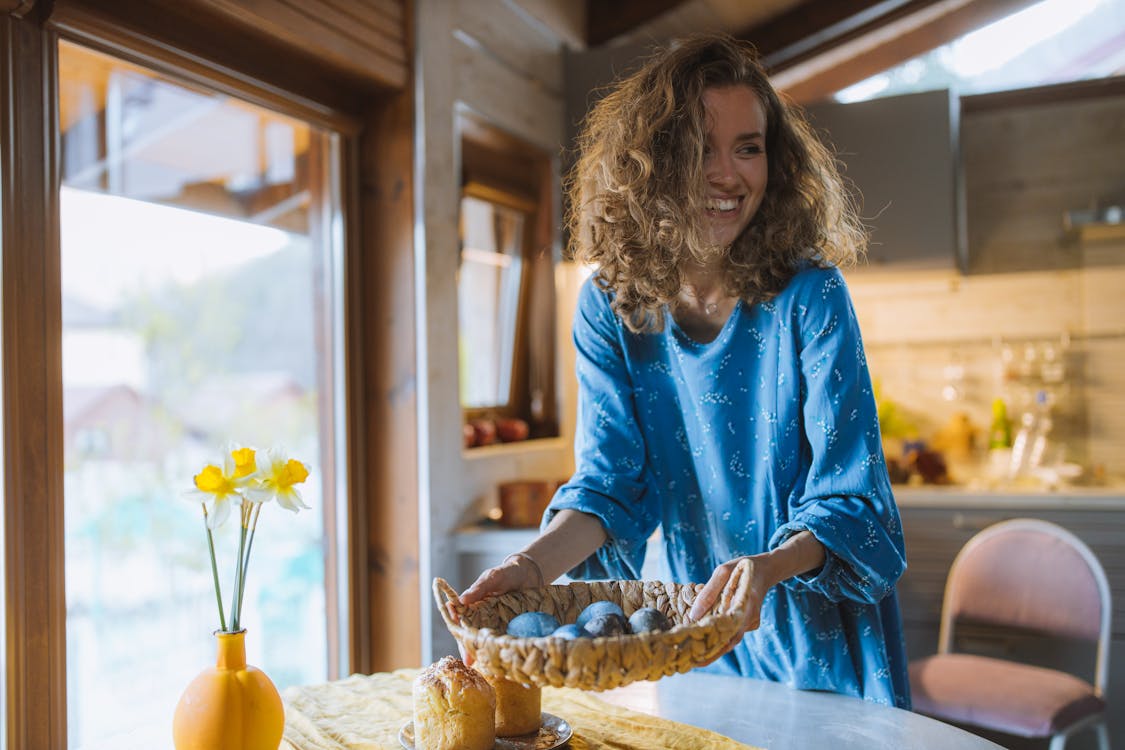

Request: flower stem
left=202, top=509, right=227, bottom=633
left=238, top=503, right=263, bottom=625
left=230, top=504, right=249, bottom=631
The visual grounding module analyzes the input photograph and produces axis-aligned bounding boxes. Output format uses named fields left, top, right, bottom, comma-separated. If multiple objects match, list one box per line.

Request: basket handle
left=433, top=577, right=463, bottom=630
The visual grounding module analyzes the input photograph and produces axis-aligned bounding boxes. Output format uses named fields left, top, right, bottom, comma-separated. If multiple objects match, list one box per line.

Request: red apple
left=495, top=417, right=530, bottom=442
left=470, top=418, right=497, bottom=447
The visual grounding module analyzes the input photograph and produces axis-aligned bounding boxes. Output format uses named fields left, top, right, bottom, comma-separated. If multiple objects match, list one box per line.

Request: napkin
left=281, top=669, right=759, bottom=750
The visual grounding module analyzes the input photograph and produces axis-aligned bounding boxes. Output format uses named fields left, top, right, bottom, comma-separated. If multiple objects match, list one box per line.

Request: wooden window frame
left=459, top=180, right=537, bottom=420
left=1, top=1, right=418, bottom=746
left=458, top=114, right=558, bottom=443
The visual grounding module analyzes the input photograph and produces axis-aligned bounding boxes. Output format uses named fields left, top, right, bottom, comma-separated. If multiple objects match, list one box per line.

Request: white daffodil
left=183, top=442, right=310, bottom=633
left=245, top=447, right=311, bottom=513
left=186, top=447, right=254, bottom=529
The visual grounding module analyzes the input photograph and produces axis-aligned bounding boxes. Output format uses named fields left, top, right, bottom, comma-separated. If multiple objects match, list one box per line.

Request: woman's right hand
left=459, top=552, right=542, bottom=606
left=454, top=554, right=542, bottom=666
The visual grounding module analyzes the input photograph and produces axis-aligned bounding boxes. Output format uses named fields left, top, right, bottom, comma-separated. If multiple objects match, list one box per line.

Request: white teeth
left=706, top=198, right=739, bottom=211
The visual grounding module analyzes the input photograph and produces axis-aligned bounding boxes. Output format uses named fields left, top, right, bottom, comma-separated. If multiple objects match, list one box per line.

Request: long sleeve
left=768, top=269, right=907, bottom=604
left=543, top=278, right=661, bottom=580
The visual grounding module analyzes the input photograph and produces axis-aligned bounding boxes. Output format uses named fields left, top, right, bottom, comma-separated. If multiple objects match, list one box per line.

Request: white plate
left=399, top=712, right=572, bottom=750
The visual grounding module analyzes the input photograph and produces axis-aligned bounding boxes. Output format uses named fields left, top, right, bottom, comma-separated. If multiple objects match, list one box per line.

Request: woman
left=461, top=33, right=910, bottom=708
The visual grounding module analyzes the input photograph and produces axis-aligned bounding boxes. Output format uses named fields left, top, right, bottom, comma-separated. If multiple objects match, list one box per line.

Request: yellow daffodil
left=245, top=447, right=311, bottom=513
left=231, top=445, right=257, bottom=478
left=185, top=442, right=311, bottom=633
left=185, top=447, right=255, bottom=529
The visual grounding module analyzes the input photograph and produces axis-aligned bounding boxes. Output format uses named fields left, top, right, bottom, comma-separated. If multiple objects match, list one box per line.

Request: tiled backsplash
left=848, top=250, right=1125, bottom=481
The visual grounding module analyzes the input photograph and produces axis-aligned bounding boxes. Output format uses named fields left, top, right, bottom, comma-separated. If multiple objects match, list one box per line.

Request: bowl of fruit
left=433, top=559, right=753, bottom=691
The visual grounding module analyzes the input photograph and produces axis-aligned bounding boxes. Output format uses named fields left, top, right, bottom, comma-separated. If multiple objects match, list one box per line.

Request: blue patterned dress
left=545, top=265, right=910, bottom=708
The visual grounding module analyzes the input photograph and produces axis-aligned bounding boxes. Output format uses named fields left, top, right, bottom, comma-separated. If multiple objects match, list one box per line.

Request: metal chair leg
left=1095, top=720, right=1110, bottom=750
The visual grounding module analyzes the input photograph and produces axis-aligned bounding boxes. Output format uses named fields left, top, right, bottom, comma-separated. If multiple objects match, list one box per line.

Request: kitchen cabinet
left=803, top=89, right=963, bottom=272
left=898, top=496, right=1125, bottom=749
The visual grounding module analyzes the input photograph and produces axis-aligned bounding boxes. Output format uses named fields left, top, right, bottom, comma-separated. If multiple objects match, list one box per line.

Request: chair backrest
left=938, top=518, right=1112, bottom=694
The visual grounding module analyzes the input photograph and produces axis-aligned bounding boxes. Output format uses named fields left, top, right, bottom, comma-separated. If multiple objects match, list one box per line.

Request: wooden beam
left=585, top=0, right=687, bottom=47
left=743, top=0, right=921, bottom=67
left=769, top=0, right=1037, bottom=104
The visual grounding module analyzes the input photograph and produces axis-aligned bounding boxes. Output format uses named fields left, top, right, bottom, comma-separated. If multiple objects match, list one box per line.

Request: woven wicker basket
left=433, top=558, right=753, bottom=691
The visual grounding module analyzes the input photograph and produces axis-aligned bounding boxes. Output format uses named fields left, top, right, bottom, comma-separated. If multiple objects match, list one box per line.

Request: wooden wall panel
left=454, top=0, right=564, bottom=95
left=453, top=33, right=565, bottom=153
left=360, top=87, right=421, bottom=671
left=418, top=0, right=573, bottom=664
left=192, top=0, right=407, bottom=90
left=510, top=0, right=585, bottom=50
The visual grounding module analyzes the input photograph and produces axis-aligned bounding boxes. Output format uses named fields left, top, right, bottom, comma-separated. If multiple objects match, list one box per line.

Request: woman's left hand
left=687, top=531, right=826, bottom=663
left=688, top=555, right=774, bottom=663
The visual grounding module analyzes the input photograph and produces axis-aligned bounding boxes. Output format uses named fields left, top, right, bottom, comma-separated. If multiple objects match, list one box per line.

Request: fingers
left=457, top=640, right=475, bottom=666
left=459, top=573, right=494, bottom=606
left=460, top=559, right=525, bottom=605
left=689, top=562, right=734, bottom=621
left=454, top=558, right=535, bottom=666
left=695, top=598, right=762, bottom=667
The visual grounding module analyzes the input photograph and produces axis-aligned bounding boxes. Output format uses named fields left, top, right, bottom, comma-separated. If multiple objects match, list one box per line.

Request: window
left=458, top=184, right=534, bottom=410
left=835, top=0, right=1125, bottom=102
left=59, top=41, right=347, bottom=749
left=458, top=114, right=558, bottom=447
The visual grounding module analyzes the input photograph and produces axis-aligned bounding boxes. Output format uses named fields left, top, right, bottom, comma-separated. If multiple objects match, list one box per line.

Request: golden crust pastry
left=412, top=656, right=496, bottom=750
left=486, top=675, right=542, bottom=737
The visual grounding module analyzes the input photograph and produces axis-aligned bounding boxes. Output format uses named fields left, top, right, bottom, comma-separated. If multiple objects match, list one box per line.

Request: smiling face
left=700, top=85, right=769, bottom=252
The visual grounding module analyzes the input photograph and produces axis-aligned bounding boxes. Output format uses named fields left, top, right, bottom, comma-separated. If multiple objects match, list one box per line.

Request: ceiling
left=578, top=0, right=1043, bottom=103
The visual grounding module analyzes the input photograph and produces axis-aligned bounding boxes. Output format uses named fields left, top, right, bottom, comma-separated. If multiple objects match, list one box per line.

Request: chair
left=909, top=518, right=1111, bottom=750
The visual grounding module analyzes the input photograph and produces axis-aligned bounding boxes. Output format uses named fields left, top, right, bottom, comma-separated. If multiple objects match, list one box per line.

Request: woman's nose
left=705, top=151, right=735, bottom=184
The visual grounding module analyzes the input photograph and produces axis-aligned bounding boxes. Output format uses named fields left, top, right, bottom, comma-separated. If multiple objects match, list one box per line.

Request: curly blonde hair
left=566, top=33, right=866, bottom=332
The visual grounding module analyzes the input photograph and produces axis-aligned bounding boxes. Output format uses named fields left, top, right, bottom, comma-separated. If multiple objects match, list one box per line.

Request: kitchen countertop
left=455, top=485, right=1125, bottom=548
left=892, top=485, right=1125, bottom=509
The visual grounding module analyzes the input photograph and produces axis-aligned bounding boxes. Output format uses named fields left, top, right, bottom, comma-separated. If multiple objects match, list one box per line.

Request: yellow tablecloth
left=281, top=669, right=759, bottom=750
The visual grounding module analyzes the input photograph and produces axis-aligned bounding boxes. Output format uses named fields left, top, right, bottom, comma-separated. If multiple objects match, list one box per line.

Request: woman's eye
left=738, top=144, right=763, bottom=155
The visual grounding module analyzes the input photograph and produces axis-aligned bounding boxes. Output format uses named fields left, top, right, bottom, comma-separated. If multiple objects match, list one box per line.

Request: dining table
left=596, top=671, right=1004, bottom=750
left=280, top=666, right=1005, bottom=750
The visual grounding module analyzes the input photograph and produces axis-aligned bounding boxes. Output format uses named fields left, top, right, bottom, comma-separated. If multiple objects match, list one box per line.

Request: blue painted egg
left=575, top=600, right=624, bottom=630
left=550, top=623, right=589, bottom=640
left=506, top=611, right=561, bottom=638
left=628, top=607, right=672, bottom=634
left=582, top=612, right=628, bottom=638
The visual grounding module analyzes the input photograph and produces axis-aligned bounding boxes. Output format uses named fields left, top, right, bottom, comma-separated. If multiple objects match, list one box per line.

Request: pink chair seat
left=910, top=653, right=1106, bottom=737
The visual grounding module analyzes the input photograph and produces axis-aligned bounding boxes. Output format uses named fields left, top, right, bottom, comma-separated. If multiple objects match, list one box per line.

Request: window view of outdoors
left=59, top=42, right=344, bottom=749
left=458, top=192, right=527, bottom=409
left=835, top=0, right=1125, bottom=102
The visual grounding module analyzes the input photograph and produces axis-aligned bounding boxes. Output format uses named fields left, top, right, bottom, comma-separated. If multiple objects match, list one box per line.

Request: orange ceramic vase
left=172, top=630, right=285, bottom=750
